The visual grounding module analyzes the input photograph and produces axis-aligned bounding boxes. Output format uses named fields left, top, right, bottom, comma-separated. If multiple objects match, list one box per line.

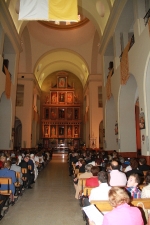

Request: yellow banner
left=49, top=0, right=78, bottom=22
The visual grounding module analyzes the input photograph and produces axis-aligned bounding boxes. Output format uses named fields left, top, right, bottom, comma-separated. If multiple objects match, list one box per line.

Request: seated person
left=89, top=187, right=144, bottom=225
left=126, top=174, right=141, bottom=198
left=126, top=158, right=143, bottom=179
left=84, top=171, right=111, bottom=207
left=0, top=160, right=17, bottom=205
left=85, top=166, right=99, bottom=188
left=75, top=158, right=86, bottom=173
left=89, top=171, right=111, bottom=202
left=0, top=155, right=6, bottom=169
left=109, top=160, right=127, bottom=187
left=141, top=171, right=150, bottom=225
left=73, top=158, right=86, bottom=184
left=10, top=157, right=23, bottom=186
left=138, top=158, right=150, bottom=172
left=141, top=171, right=150, bottom=198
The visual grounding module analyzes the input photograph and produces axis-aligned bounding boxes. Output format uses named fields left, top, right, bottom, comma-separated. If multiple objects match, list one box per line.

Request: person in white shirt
left=109, top=160, right=127, bottom=187
left=83, top=171, right=111, bottom=206
left=89, top=171, right=111, bottom=202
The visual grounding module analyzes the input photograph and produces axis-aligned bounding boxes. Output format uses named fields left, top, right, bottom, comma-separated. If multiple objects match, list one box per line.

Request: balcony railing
left=119, top=34, right=135, bottom=61
left=144, top=9, right=150, bottom=25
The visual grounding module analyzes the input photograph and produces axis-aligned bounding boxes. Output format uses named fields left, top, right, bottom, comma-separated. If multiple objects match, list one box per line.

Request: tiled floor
left=1, top=154, right=85, bottom=225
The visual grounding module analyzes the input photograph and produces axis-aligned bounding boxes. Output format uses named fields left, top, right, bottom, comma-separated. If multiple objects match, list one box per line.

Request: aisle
left=1, top=154, right=85, bottom=225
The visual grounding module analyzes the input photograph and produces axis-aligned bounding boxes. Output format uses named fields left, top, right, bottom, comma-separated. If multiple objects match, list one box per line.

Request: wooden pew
left=91, top=198, right=150, bottom=222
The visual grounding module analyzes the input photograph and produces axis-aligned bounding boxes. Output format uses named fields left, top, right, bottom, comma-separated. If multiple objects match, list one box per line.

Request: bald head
left=111, top=160, right=119, bottom=170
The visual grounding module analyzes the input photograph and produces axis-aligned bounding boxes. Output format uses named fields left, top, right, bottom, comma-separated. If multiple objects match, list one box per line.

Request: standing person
left=19, top=156, right=33, bottom=189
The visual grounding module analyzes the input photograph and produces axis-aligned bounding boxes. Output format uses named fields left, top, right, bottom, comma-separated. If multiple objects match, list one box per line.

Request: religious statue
left=45, top=95, right=49, bottom=104
left=51, top=126, right=55, bottom=136
left=68, top=126, right=71, bottom=136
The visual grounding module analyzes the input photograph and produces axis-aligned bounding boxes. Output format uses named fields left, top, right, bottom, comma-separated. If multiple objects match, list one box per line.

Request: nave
left=1, top=154, right=84, bottom=225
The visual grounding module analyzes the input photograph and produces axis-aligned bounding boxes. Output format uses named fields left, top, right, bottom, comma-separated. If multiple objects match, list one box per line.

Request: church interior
left=1, top=0, right=150, bottom=224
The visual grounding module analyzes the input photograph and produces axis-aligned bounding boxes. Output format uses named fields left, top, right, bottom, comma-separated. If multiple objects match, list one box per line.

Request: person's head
left=30, top=154, right=34, bottom=159
left=130, top=159, right=138, bottom=169
left=110, top=160, right=119, bottom=170
left=106, top=162, right=111, bottom=172
left=127, top=174, right=140, bottom=187
left=91, top=166, right=99, bottom=176
left=4, top=160, right=11, bottom=169
left=78, top=158, right=85, bottom=167
left=139, top=158, right=147, bottom=165
left=85, top=164, right=93, bottom=172
left=108, top=187, right=130, bottom=207
left=24, top=156, right=29, bottom=162
left=11, top=157, right=17, bottom=164
left=98, top=171, right=108, bottom=183
left=145, top=171, right=150, bottom=185
left=0, top=155, right=6, bottom=163
left=119, top=157, right=125, bottom=164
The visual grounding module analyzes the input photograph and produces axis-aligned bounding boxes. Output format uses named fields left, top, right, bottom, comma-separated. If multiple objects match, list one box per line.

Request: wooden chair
left=0, top=178, right=12, bottom=208
left=0, top=178, right=12, bottom=196
left=74, top=169, right=79, bottom=175
left=28, top=165, right=32, bottom=171
left=15, top=172, right=22, bottom=196
left=77, top=173, right=84, bottom=179
left=21, top=168, right=28, bottom=188
left=83, top=187, right=93, bottom=196
left=79, top=178, right=87, bottom=192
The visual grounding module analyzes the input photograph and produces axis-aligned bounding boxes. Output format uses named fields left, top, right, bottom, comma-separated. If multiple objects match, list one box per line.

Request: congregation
left=68, top=149, right=150, bottom=225
left=0, top=148, right=52, bottom=220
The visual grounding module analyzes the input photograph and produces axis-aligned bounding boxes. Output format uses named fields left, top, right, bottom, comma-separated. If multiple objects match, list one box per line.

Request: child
left=126, top=173, right=141, bottom=198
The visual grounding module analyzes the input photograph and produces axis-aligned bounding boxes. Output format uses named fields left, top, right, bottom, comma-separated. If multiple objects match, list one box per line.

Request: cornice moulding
left=0, top=1, right=22, bottom=52
left=99, top=0, right=127, bottom=54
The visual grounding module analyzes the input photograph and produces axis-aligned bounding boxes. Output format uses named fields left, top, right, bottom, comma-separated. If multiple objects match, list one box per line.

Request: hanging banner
left=120, top=40, right=131, bottom=85
left=19, top=0, right=78, bottom=22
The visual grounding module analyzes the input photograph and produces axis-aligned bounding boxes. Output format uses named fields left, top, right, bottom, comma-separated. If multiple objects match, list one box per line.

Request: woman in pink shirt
left=90, top=187, right=144, bottom=225
left=102, top=187, right=144, bottom=225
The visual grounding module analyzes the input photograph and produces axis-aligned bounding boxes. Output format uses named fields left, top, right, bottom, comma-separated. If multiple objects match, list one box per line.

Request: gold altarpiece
left=42, top=74, right=81, bottom=149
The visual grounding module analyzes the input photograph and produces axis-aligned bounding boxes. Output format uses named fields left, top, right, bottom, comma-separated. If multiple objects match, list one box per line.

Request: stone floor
left=0, top=154, right=85, bottom=225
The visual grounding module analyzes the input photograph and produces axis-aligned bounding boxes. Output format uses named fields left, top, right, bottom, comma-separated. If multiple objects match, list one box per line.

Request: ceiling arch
left=8, top=0, right=114, bottom=36
left=34, top=49, right=89, bottom=88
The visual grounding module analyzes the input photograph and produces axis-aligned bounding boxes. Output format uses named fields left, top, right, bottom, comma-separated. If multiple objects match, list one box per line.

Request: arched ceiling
left=7, top=0, right=116, bottom=87
left=35, top=49, right=89, bottom=88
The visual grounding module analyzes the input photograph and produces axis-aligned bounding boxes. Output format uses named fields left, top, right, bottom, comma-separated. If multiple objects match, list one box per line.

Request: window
left=16, top=85, right=24, bottom=106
